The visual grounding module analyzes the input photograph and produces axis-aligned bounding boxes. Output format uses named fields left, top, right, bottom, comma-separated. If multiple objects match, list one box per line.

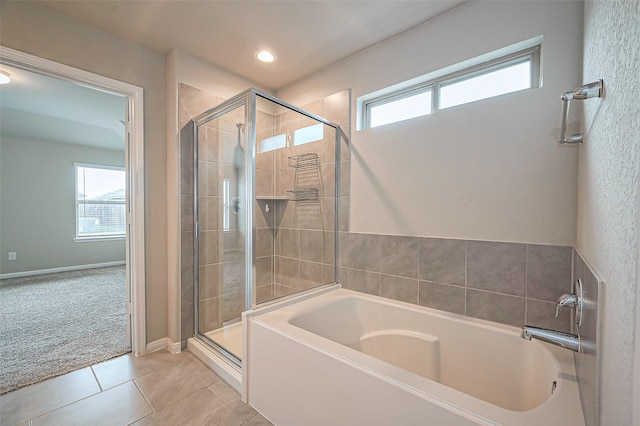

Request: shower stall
left=187, top=88, right=345, bottom=368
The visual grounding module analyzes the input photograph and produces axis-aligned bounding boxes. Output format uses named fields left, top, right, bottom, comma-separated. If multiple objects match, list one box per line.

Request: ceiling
left=37, top=0, right=468, bottom=90
left=0, top=1, right=467, bottom=150
left=0, top=64, right=126, bottom=150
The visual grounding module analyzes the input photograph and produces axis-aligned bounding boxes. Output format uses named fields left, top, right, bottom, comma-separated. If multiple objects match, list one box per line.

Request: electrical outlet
left=8, top=252, right=17, bottom=261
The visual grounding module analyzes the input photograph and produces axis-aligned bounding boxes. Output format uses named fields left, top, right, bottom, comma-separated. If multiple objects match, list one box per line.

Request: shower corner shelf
left=288, top=153, right=319, bottom=169
left=286, top=188, right=319, bottom=202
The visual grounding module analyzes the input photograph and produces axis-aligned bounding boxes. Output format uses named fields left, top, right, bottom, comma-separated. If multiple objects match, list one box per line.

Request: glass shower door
left=192, top=88, right=342, bottom=367
left=196, top=103, right=246, bottom=362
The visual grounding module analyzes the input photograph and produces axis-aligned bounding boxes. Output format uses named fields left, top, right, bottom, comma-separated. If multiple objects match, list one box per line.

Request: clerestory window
left=361, top=40, right=542, bottom=129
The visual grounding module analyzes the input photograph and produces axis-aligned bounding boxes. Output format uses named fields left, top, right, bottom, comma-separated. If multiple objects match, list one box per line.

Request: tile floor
left=0, top=350, right=274, bottom=426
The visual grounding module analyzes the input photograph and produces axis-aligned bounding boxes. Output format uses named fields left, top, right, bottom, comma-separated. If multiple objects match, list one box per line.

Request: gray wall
left=0, top=1, right=168, bottom=342
left=0, top=136, right=125, bottom=274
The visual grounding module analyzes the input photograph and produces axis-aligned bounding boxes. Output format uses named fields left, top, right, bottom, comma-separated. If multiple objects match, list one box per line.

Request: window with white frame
left=362, top=41, right=541, bottom=129
left=75, top=163, right=126, bottom=239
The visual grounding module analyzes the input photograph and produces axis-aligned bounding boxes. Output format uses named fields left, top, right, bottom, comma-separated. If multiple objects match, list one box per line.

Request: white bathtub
left=245, top=287, right=584, bottom=425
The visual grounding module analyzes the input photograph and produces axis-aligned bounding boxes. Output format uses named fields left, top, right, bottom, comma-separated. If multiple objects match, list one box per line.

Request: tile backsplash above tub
left=338, top=232, right=573, bottom=332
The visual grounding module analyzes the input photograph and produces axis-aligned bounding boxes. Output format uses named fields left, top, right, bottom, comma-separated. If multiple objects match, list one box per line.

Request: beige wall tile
left=466, top=289, right=525, bottom=327
left=467, top=241, right=525, bottom=296
left=380, top=274, right=418, bottom=304
left=418, top=281, right=465, bottom=315
left=380, top=235, right=420, bottom=279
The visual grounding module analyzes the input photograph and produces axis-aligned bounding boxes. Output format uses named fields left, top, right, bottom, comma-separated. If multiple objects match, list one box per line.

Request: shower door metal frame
left=192, top=92, right=251, bottom=366
left=191, top=88, right=342, bottom=367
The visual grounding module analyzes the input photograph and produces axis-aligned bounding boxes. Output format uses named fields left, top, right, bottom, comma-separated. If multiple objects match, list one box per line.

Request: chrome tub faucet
left=521, top=279, right=583, bottom=352
left=521, top=326, right=580, bottom=352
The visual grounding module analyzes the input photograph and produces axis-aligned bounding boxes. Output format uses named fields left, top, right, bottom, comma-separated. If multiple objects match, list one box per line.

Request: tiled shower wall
left=254, top=108, right=277, bottom=305
left=269, top=91, right=350, bottom=298
left=243, top=90, right=351, bottom=304
left=338, top=233, right=574, bottom=332
left=178, top=84, right=351, bottom=345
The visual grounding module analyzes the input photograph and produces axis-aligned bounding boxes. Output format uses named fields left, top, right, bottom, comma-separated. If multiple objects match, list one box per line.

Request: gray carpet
left=0, top=266, right=130, bottom=394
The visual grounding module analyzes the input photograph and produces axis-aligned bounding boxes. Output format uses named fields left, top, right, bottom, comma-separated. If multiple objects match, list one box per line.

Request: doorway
left=0, top=46, right=145, bottom=393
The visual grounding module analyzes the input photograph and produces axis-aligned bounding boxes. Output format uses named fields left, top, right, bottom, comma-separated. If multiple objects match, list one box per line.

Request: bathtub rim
left=244, top=286, right=584, bottom=426
left=241, top=284, right=342, bottom=399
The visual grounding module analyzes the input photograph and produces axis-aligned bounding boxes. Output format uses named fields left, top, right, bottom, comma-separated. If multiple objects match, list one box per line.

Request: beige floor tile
left=134, top=351, right=220, bottom=411
left=244, top=414, right=275, bottom=426
left=0, top=367, right=100, bottom=425
left=30, top=381, right=152, bottom=426
left=132, top=387, right=243, bottom=426
left=91, top=350, right=178, bottom=390
left=226, top=399, right=260, bottom=422
left=208, top=379, right=241, bottom=403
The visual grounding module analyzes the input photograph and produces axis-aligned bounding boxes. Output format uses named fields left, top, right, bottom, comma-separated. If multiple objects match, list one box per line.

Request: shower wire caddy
left=287, top=153, right=319, bottom=169
left=286, top=153, right=320, bottom=202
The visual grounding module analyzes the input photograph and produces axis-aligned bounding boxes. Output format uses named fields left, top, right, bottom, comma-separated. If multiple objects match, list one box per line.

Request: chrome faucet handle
left=554, top=279, right=583, bottom=326
left=555, top=293, right=577, bottom=318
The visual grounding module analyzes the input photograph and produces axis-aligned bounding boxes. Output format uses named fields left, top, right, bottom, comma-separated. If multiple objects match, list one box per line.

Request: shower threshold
left=205, top=322, right=243, bottom=360
left=188, top=333, right=242, bottom=394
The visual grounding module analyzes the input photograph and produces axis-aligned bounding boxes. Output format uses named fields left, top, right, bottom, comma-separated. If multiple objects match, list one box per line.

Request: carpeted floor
left=0, top=266, right=130, bottom=394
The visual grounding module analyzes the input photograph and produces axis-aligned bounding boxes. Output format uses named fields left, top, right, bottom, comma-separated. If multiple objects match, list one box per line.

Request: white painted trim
left=167, top=339, right=182, bottom=354
left=0, top=261, right=126, bottom=280
left=165, top=52, right=181, bottom=352
left=146, top=338, right=170, bottom=354
left=145, top=337, right=182, bottom=354
left=0, top=46, right=146, bottom=357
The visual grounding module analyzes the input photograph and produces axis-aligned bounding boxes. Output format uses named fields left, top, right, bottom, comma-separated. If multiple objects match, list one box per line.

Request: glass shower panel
left=254, top=95, right=337, bottom=304
left=196, top=103, right=246, bottom=361
left=192, top=89, right=342, bottom=368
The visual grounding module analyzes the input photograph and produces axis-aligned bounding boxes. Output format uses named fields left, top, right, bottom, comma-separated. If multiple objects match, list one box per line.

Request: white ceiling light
left=255, top=50, right=277, bottom=63
left=0, top=71, right=11, bottom=85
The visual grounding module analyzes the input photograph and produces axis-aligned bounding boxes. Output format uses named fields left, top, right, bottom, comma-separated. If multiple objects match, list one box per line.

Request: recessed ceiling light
left=0, top=71, right=11, bottom=85
left=255, top=50, right=277, bottom=63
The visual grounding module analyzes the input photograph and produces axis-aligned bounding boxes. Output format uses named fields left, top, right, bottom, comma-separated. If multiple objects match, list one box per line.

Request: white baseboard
left=145, top=338, right=168, bottom=354
left=0, top=261, right=126, bottom=280
left=145, top=338, right=182, bottom=355
left=167, top=339, right=182, bottom=354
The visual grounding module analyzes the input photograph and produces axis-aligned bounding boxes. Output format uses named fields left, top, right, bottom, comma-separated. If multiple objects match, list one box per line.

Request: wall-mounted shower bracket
left=559, top=80, right=603, bottom=144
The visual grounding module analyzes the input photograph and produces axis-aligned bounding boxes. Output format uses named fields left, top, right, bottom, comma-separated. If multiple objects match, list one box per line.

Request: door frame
left=0, top=46, right=147, bottom=356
